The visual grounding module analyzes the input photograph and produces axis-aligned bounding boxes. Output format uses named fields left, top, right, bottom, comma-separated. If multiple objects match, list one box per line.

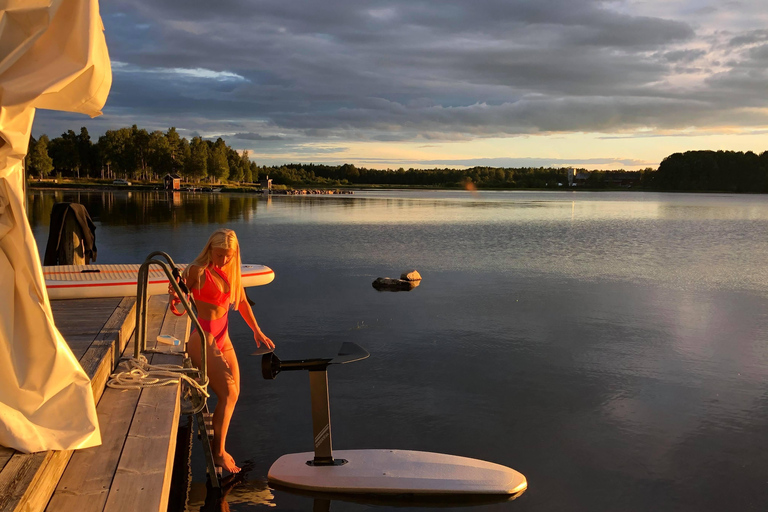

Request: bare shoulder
left=185, top=264, right=205, bottom=288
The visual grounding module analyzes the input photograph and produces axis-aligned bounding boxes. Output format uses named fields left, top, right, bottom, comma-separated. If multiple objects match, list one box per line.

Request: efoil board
left=268, top=449, right=527, bottom=495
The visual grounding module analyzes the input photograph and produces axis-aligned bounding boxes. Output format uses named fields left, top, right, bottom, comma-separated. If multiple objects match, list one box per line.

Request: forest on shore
left=25, top=125, right=768, bottom=192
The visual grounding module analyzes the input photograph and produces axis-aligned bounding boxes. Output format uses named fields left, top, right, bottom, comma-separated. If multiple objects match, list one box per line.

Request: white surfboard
left=43, top=263, right=274, bottom=300
left=268, top=449, right=527, bottom=496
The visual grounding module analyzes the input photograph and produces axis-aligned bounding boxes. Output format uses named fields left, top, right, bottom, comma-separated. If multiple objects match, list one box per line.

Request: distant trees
left=651, top=150, right=768, bottom=192
left=30, top=125, right=257, bottom=183
left=26, top=135, right=54, bottom=178
left=262, top=163, right=576, bottom=188
left=260, top=153, right=768, bottom=191
left=188, top=136, right=209, bottom=181
left=27, top=125, right=768, bottom=193
left=208, top=138, right=230, bottom=183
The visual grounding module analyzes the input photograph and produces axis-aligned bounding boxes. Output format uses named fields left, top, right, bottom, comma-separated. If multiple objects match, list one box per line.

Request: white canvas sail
left=0, top=0, right=111, bottom=452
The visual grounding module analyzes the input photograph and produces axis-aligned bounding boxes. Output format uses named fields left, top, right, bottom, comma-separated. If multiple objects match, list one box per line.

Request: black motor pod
left=262, top=352, right=281, bottom=380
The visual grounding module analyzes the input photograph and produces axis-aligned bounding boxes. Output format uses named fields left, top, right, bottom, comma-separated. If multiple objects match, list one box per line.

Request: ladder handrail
left=134, top=252, right=207, bottom=379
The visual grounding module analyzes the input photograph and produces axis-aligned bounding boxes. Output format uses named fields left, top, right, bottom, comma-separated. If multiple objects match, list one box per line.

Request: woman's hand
left=254, top=330, right=275, bottom=350
left=168, top=279, right=186, bottom=316
left=168, top=276, right=185, bottom=302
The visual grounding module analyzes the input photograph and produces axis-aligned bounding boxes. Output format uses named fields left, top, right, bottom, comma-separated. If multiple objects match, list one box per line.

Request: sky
left=34, top=0, right=768, bottom=170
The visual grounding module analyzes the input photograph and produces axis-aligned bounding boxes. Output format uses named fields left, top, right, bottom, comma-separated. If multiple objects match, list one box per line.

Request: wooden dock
left=0, top=295, right=191, bottom=512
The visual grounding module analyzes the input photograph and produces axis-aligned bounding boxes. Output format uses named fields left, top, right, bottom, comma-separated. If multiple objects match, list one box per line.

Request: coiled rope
left=107, top=355, right=210, bottom=414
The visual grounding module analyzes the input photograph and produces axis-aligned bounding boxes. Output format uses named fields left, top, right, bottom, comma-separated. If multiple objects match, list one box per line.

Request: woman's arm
left=169, top=266, right=200, bottom=316
left=186, top=264, right=202, bottom=291
left=237, top=294, right=275, bottom=349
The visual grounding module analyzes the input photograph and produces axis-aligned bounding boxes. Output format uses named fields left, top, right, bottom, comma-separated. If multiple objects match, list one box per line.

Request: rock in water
left=372, top=277, right=420, bottom=292
left=400, top=270, right=422, bottom=281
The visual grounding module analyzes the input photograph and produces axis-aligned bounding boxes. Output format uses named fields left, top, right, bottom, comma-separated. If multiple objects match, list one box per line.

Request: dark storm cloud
left=663, top=49, right=707, bottom=63
left=727, top=29, right=768, bottom=48
left=32, top=0, right=768, bottom=164
left=233, top=133, right=286, bottom=141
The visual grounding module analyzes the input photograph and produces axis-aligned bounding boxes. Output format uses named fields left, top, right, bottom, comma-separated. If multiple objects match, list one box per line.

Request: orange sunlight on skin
left=211, top=248, right=235, bottom=269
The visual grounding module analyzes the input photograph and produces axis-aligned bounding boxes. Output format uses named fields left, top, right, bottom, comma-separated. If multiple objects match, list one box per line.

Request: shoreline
left=27, top=179, right=760, bottom=195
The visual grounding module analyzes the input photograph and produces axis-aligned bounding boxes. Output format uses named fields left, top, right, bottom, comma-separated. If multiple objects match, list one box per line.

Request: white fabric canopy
left=0, top=0, right=111, bottom=453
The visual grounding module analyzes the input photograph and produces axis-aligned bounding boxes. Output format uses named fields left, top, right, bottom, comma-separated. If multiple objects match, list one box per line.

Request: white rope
left=107, top=355, right=210, bottom=401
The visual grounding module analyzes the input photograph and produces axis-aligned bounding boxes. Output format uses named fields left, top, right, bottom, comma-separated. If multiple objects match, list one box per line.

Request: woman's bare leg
left=188, top=331, right=241, bottom=473
left=214, top=339, right=240, bottom=472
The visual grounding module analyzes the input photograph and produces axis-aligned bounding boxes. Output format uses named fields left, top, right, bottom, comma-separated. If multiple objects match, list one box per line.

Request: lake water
left=28, top=189, right=768, bottom=512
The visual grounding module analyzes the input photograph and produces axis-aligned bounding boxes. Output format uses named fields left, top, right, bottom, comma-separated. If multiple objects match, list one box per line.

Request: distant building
left=573, top=171, right=590, bottom=187
left=163, top=174, right=181, bottom=190
left=259, top=175, right=272, bottom=195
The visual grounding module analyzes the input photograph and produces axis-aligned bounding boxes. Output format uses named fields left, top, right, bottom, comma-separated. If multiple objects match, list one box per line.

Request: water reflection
left=29, top=189, right=768, bottom=512
left=27, top=189, right=265, bottom=228
left=27, top=189, right=768, bottom=230
left=268, top=484, right=522, bottom=511
left=188, top=473, right=521, bottom=512
left=188, top=471, right=275, bottom=511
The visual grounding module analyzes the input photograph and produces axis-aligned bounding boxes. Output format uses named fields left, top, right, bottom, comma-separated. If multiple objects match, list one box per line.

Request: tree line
left=253, top=152, right=768, bottom=191
left=26, top=125, right=768, bottom=192
left=649, top=150, right=768, bottom=193
left=27, top=126, right=606, bottom=188
left=26, top=125, right=258, bottom=183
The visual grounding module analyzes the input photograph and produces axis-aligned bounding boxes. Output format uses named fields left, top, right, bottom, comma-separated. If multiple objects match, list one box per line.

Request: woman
left=170, top=228, right=274, bottom=474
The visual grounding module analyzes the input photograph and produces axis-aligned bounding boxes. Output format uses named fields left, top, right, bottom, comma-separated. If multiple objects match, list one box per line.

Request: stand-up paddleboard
left=261, top=343, right=527, bottom=497
left=269, top=449, right=527, bottom=496
left=44, top=263, right=274, bottom=300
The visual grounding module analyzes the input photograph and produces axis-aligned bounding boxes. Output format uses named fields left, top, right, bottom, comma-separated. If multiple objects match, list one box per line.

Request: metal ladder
left=134, top=251, right=220, bottom=488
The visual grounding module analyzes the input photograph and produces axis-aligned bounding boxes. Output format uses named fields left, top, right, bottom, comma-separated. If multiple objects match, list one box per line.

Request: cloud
left=728, top=29, right=768, bottom=48
left=370, top=156, right=654, bottom=168
left=233, top=133, right=286, bottom=141
left=31, top=0, right=768, bottom=165
left=663, top=49, right=707, bottom=63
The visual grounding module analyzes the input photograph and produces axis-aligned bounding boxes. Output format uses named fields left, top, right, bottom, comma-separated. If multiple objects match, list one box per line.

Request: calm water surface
left=28, top=189, right=768, bottom=511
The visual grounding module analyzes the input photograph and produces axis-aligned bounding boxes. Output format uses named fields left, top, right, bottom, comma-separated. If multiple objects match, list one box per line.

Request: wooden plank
left=0, top=453, right=41, bottom=511
left=0, top=449, right=13, bottom=474
left=51, top=298, right=122, bottom=331
left=53, top=298, right=185, bottom=512
left=52, top=298, right=124, bottom=361
left=78, top=298, right=136, bottom=378
left=52, top=298, right=122, bottom=343
left=46, top=389, right=141, bottom=512
left=90, top=297, right=137, bottom=350
left=102, top=377, right=181, bottom=512
left=78, top=297, right=137, bottom=406
left=142, top=296, right=170, bottom=353
left=102, top=298, right=183, bottom=512
left=46, top=298, right=164, bottom=512
left=64, top=335, right=100, bottom=360
left=0, top=450, right=72, bottom=512
left=101, top=433, right=178, bottom=512
left=0, top=297, right=139, bottom=512
left=0, top=299, right=133, bottom=512
left=156, top=297, right=189, bottom=355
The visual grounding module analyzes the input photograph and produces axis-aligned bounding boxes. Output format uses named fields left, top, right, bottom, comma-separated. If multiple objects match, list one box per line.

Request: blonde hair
left=184, top=228, right=242, bottom=307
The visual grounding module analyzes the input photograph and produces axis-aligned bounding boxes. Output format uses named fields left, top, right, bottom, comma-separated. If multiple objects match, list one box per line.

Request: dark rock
left=372, top=277, right=420, bottom=292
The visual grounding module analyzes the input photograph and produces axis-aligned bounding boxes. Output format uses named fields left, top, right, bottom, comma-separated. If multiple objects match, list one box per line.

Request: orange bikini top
left=191, top=265, right=231, bottom=308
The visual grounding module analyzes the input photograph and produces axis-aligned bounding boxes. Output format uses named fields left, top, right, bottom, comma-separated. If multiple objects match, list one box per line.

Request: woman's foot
left=214, top=451, right=241, bottom=474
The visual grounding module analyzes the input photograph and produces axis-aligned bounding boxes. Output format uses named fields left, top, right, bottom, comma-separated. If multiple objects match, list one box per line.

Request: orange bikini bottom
left=191, top=314, right=229, bottom=350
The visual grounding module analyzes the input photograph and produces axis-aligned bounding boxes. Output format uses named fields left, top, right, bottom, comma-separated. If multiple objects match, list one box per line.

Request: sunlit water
left=28, top=189, right=768, bottom=512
